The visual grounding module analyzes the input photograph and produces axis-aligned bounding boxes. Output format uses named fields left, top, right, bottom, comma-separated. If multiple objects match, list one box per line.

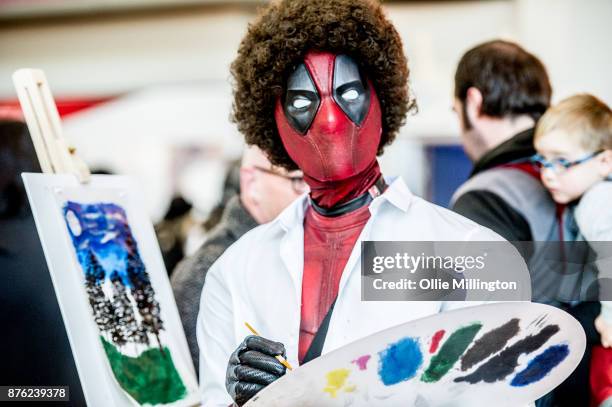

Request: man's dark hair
left=455, top=40, right=551, bottom=121
left=231, top=0, right=415, bottom=170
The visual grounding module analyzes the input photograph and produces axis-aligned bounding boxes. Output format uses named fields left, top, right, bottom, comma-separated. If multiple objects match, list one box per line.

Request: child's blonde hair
left=535, top=94, right=612, bottom=151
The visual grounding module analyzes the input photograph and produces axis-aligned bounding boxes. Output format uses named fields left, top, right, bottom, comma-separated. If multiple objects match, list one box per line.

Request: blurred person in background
left=171, top=145, right=307, bottom=373
left=201, top=160, right=241, bottom=233
left=451, top=40, right=551, bottom=242
left=184, top=159, right=243, bottom=260
left=155, top=195, right=194, bottom=276
left=533, top=94, right=612, bottom=407
left=157, top=160, right=241, bottom=276
left=0, top=120, right=85, bottom=404
left=449, top=40, right=599, bottom=406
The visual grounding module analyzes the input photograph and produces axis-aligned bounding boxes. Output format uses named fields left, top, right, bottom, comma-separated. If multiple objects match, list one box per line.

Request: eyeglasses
left=530, top=150, right=602, bottom=174
left=253, top=165, right=308, bottom=193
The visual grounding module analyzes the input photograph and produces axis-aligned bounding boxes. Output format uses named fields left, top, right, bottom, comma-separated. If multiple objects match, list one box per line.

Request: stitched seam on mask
left=304, top=54, right=332, bottom=179
left=327, top=55, right=334, bottom=96
left=304, top=57, right=326, bottom=97
left=305, top=132, right=328, bottom=180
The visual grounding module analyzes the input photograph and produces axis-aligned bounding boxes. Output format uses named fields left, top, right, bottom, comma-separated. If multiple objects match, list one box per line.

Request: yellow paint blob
left=323, top=368, right=351, bottom=398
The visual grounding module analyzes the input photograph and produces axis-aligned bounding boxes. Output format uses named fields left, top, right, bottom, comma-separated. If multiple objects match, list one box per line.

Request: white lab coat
left=197, top=176, right=506, bottom=406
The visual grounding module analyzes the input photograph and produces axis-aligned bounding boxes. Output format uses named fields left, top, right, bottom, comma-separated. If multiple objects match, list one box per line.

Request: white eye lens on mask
left=342, top=89, right=359, bottom=101
left=292, top=98, right=311, bottom=109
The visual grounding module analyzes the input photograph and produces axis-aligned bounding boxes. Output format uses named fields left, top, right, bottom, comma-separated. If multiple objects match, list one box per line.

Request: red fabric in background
left=0, top=98, right=112, bottom=120
left=591, top=345, right=612, bottom=407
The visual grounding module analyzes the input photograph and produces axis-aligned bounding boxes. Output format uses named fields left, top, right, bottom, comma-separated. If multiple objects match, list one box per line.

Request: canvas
left=22, top=173, right=199, bottom=407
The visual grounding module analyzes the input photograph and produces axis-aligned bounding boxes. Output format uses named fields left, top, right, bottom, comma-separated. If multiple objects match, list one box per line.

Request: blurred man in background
left=450, top=40, right=551, bottom=242
left=171, top=145, right=307, bottom=373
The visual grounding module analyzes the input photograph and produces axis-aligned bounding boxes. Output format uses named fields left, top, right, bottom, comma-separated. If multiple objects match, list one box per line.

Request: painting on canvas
left=23, top=173, right=199, bottom=407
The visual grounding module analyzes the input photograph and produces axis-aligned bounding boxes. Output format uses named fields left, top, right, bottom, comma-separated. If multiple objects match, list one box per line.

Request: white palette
left=246, top=302, right=585, bottom=407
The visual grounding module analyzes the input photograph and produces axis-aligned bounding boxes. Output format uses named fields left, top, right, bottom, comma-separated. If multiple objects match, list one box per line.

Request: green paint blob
left=101, top=336, right=187, bottom=404
left=421, top=323, right=482, bottom=383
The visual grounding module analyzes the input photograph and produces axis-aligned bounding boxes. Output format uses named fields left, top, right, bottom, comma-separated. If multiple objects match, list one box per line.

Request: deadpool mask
left=274, top=51, right=382, bottom=182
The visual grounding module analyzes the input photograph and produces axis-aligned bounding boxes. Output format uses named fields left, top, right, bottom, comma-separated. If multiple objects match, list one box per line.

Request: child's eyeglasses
left=530, top=150, right=603, bottom=174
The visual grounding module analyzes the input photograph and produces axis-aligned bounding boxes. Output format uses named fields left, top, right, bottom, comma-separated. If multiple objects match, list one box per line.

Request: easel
left=12, top=69, right=91, bottom=183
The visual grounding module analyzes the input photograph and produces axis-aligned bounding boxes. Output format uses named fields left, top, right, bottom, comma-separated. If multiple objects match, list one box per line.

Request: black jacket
left=0, top=212, right=85, bottom=405
left=452, top=128, right=536, bottom=241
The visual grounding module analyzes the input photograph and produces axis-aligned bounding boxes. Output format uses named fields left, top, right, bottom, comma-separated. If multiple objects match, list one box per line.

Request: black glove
left=226, top=335, right=287, bottom=406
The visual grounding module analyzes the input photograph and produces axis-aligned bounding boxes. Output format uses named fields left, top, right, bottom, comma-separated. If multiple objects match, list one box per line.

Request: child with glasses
left=534, top=93, right=612, bottom=407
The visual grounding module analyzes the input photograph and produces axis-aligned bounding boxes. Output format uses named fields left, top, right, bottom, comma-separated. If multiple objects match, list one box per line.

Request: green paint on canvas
left=421, top=323, right=482, bottom=383
left=101, top=336, right=187, bottom=404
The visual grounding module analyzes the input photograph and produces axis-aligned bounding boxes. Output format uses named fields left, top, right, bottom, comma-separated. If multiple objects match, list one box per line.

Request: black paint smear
left=460, top=318, right=521, bottom=371
left=454, top=324, right=560, bottom=384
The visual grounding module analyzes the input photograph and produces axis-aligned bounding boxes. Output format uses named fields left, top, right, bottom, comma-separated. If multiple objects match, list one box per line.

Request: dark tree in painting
left=110, top=270, right=138, bottom=346
left=134, top=324, right=151, bottom=346
left=85, top=250, right=113, bottom=334
left=125, top=234, right=164, bottom=350
left=108, top=309, right=126, bottom=347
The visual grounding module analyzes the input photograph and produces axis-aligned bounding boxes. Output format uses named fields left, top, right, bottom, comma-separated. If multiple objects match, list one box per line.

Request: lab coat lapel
left=279, top=214, right=305, bottom=304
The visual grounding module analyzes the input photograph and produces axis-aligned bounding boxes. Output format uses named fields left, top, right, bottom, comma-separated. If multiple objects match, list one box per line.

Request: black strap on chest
left=310, top=176, right=387, bottom=217
left=301, top=299, right=337, bottom=364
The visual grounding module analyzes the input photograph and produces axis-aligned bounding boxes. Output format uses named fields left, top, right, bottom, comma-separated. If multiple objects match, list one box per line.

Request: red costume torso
left=299, top=205, right=371, bottom=362
left=298, top=162, right=381, bottom=362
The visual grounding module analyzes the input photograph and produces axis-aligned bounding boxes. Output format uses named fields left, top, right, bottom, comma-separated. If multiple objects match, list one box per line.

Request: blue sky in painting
left=63, top=201, right=135, bottom=286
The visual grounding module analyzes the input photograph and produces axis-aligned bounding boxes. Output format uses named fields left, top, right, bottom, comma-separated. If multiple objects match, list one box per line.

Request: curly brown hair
left=230, top=0, right=415, bottom=170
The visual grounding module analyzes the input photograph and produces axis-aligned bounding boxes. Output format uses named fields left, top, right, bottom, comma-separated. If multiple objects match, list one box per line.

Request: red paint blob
left=429, top=330, right=445, bottom=354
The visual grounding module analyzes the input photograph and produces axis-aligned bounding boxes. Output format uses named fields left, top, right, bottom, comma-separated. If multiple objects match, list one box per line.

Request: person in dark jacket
left=0, top=120, right=85, bottom=405
left=171, top=146, right=306, bottom=373
left=450, top=40, right=552, bottom=242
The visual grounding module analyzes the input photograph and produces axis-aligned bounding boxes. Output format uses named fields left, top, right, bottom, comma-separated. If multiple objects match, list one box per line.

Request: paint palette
left=245, top=302, right=585, bottom=407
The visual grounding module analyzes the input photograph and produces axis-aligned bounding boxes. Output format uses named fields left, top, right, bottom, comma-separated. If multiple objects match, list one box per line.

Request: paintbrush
left=244, top=322, right=293, bottom=371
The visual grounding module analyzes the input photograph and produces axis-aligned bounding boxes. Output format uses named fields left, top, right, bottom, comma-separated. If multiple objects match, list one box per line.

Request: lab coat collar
left=371, top=175, right=413, bottom=213
left=274, top=176, right=414, bottom=310
left=275, top=175, right=414, bottom=231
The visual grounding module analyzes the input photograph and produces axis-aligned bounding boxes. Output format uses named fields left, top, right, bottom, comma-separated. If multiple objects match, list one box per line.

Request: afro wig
left=230, top=0, right=415, bottom=170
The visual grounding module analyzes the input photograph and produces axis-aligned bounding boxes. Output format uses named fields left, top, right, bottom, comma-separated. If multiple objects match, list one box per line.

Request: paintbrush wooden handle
left=244, top=322, right=293, bottom=371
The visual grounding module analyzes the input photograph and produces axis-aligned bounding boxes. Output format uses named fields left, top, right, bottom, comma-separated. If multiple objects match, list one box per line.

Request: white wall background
left=1, top=0, right=611, bottom=219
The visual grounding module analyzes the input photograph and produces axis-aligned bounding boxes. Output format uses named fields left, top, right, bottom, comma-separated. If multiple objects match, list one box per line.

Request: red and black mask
left=275, top=51, right=382, bottom=182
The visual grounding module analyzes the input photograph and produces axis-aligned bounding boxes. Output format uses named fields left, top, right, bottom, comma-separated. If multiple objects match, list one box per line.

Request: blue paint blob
left=510, top=344, right=570, bottom=387
left=378, top=337, right=423, bottom=386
